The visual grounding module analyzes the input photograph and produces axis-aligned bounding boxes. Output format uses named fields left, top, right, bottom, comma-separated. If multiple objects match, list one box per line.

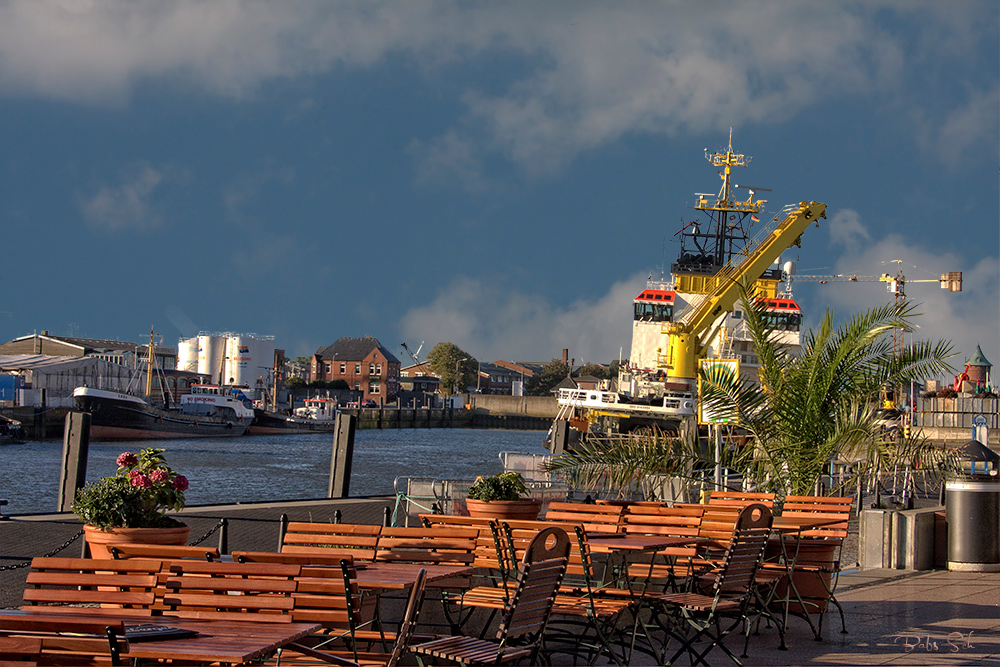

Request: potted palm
left=464, top=471, right=541, bottom=520
left=72, top=448, right=190, bottom=558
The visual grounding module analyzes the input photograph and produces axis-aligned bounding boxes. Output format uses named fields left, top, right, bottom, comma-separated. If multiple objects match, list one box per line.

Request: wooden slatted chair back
left=289, top=559, right=362, bottom=630
left=707, top=490, right=776, bottom=509
left=780, top=495, right=852, bottom=539
left=712, top=503, right=773, bottom=599
left=280, top=522, right=381, bottom=561
left=673, top=503, right=742, bottom=546
left=497, top=520, right=590, bottom=581
left=109, top=543, right=220, bottom=561
left=161, top=561, right=300, bottom=622
left=0, top=616, right=129, bottom=667
left=419, top=515, right=503, bottom=571
left=0, top=635, right=40, bottom=667
left=22, top=557, right=160, bottom=615
left=374, top=526, right=478, bottom=566
left=542, top=501, right=624, bottom=533
left=233, top=550, right=351, bottom=568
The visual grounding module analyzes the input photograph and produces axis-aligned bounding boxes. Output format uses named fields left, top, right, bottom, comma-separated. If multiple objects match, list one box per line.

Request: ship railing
left=556, top=388, right=621, bottom=407
left=500, top=451, right=556, bottom=483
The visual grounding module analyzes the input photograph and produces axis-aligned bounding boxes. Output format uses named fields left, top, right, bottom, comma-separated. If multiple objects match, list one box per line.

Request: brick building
left=312, top=336, right=400, bottom=402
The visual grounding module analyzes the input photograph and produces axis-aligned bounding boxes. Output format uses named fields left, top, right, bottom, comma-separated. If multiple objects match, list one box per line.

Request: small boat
left=247, top=397, right=339, bottom=435
left=0, top=414, right=26, bottom=444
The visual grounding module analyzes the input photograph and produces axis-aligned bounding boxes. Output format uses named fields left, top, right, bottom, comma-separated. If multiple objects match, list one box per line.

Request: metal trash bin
left=946, top=440, right=1000, bottom=572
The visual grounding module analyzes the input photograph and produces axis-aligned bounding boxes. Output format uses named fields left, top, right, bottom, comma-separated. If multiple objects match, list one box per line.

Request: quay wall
left=464, top=394, right=558, bottom=418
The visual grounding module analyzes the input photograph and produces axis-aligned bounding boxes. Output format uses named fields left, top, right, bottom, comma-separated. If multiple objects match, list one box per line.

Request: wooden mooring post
left=57, top=411, right=90, bottom=512
left=328, top=412, right=357, bottom=498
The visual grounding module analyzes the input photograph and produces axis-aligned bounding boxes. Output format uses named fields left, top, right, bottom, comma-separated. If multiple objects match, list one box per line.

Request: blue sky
left=1, top=1, right=996, bottom=378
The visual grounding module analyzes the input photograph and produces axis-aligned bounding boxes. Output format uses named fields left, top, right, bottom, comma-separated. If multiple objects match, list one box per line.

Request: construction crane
left=782, top=260, right=961, bottom=354
left=400, top=341, right=424, bottom=366
left=782, top=260, right=962, bottom=410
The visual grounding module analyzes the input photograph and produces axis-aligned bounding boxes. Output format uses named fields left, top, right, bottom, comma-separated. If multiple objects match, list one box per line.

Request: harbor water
left=0, top=429, right=550, bottom=516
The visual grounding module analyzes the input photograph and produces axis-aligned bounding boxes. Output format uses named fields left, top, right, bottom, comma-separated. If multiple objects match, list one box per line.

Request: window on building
left=340, top=362, right=346, bottom=373
left=324, top=362, right=331, bottom=374
left=375, top=363, right=382, bottom=374
left=369, top=381, right=380, bottom=394
left=369, top=363, right=375, bottom=375
left=354, top=382, right=360, bottom=391
left=354, top=363, right=361, bottom=374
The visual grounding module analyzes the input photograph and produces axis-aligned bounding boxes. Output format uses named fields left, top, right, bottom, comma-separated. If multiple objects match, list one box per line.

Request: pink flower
left=150, top=468, right=169, bottom=483
left=128, top=469, right=142, bottom=480
left=130, top=473, right=152, bottom=489
left=116, top=452, right=137, bottom=468
left=172, top=475, right=189, bottom=491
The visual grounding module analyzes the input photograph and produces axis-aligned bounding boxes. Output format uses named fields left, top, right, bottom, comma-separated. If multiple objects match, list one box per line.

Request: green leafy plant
left=467, top=471, right=529, bottom=502
left=72, top=448, right=188, bottom=530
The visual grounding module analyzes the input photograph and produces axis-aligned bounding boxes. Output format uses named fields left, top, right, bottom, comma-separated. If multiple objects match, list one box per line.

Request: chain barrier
left=0, top=529, right=84, bottom=571
left=187, top=520, right=224, bottom=546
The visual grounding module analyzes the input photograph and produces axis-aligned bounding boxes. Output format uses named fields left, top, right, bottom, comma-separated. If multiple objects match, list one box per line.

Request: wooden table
left=3, top=610, right=320, bottom=665
left=353, top=561, right=474, bottom=590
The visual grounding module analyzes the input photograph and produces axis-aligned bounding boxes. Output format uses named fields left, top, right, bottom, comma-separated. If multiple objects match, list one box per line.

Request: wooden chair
left=620, top=504, right=705, bottom=591
left=651, top=503, right=774, bottom=666
left=765, top=495, right=853, bottom=638
left=21, top=557, right=161, bottom=616
left=282, top=523, right=382, bottom=561
left=543, top=501, right=625, bottom=533
left=410, top=527, right=570, bottom=666
left=496, top=520, right=642, bottom=664
left=161, top=561, right=300, bottom=622
left=0, top=635, right=40, bottom=667
left=707, top=491, right=776, bottom=510
left=274, top=568, right=429, bottom=667
left=0, top=616, right=129, bottom=666
left=109, top=543, right=220, bottom=561
left=418, top=515, right=504, bottom=572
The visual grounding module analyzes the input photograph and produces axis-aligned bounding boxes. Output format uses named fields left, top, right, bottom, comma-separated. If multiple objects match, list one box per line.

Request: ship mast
left=145, top=326, right=155, bottom=398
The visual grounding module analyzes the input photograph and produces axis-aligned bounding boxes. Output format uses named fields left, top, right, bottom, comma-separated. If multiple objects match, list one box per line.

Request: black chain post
left=277, top=514, right=288, bottom=551
left=217, top=517, right=229, bottom=555
left=383, top=507, right=390, bottom=527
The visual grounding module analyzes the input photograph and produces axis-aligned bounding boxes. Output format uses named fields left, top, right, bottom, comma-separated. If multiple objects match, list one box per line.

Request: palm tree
left=545, top=284, right=956, bottom=498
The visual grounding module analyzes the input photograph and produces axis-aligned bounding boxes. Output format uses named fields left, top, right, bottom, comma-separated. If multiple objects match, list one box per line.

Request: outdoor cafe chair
left=273, top=567, right=428, bottom=667
left=650, top=503, right=774, bottom=666
left=409, top=526, right=570, bottom=666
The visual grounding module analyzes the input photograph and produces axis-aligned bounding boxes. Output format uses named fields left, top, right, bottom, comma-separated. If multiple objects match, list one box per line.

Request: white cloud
left=398, top=273, right=644, bottom=363
left=0, top=2, right=990, bottom=174
left=77, top=163, right=166, bottom=232
left=828, top=209, right=872, bottom=254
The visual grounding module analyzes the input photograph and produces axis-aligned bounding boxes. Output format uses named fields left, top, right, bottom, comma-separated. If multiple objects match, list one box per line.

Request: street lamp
left=454, top=357, right=468, bottom=395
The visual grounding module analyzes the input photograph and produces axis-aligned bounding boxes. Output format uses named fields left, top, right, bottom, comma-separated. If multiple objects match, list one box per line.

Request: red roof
left=761, top=298, right=801, bottom=311
left=635, top=290, right=675, bottom=303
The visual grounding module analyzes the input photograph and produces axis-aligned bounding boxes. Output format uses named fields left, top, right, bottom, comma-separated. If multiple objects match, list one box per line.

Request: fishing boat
left=549, top=132, right=820, bottom=445
left=73, top=328, right=252, bottom=440
left=247, top=397, right=340, bottom=435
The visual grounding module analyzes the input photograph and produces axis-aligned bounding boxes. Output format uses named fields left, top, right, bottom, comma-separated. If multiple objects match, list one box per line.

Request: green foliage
left=526, top=359, right=570, bottom=396
left=699, top=283, right=956, bottom=495
left=426, top=342, right=477, bottom=395
left=286, top=376, right=306, bottom=388
left=467, top=471, right=529, bottom=501
left=72, top=448, right=188, bottom=529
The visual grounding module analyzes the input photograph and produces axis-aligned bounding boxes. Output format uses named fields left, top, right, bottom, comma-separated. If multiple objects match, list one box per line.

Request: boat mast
left=145, top=326, right=155, bottom=398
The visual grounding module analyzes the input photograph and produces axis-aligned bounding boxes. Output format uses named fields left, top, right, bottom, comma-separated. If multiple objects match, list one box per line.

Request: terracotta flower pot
left=770, top=538, right=839, bottom=614
left=464, top=498, right=542, bottom=521
left=83, top=524, right=191, bottom=560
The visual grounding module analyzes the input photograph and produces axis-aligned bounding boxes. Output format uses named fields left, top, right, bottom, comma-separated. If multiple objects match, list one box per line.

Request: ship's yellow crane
left=662, top=200, right=827, bottom=383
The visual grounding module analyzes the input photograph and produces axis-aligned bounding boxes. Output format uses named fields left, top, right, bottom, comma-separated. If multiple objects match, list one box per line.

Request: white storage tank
left=198, top=334, right=225, bottom=383
left=227, top=335, right=255, bottom=386
left=177, top=337, right=199, bottom=372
